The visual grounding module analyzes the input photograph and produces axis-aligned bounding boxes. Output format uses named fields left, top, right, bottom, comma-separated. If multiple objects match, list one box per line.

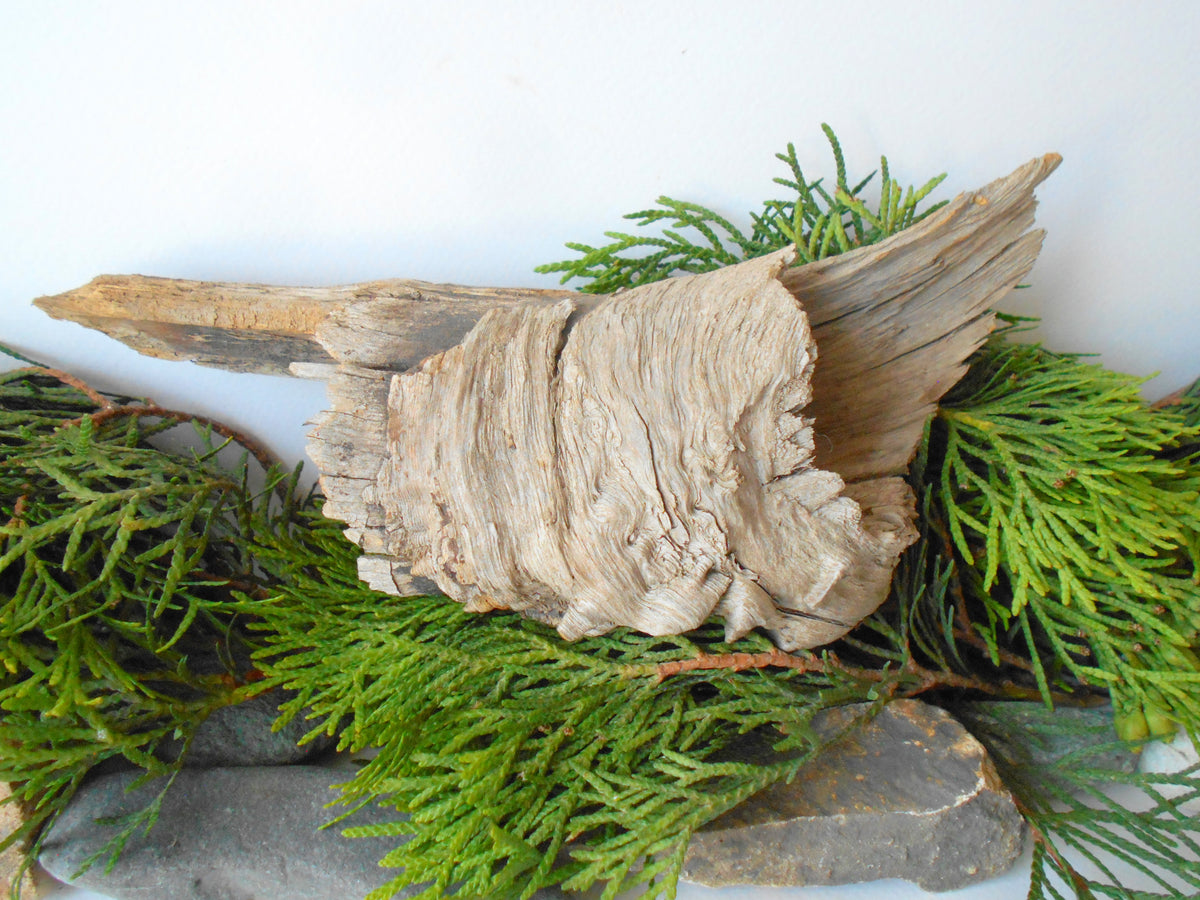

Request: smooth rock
left=162, top=686, right=336, bottom=768
left=153, top=645, right=336, bottom=768
left=682, top=699, right=1026, bottom=892
left=39, top=766, right=403, bottom=900
left=39, top=766, right=567, bottom=900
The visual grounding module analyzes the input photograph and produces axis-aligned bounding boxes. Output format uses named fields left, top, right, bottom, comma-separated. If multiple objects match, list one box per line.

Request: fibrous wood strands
left=35, top=154, right=1060, bottom=648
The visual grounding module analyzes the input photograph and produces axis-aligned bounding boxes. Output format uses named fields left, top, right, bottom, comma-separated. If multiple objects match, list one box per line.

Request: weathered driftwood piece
left=34, top=154, right=1060, bottom=649
left=35, top=277, right=572, bottom=375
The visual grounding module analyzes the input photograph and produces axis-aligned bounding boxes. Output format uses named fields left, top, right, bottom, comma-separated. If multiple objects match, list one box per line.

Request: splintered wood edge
left=790, top=153, right=1061, bottom=480
left=33, top=276, right=573, bottom=376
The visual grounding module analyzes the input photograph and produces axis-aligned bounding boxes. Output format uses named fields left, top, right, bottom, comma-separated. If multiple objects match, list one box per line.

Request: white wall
left=3, top=3, right=1197, bottom=897
left=3, top=1, right=1197, bottom=471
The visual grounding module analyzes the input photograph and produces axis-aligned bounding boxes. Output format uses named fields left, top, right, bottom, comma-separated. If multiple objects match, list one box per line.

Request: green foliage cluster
left=931, top=330, right=1200, bottom=742
left=535, top=124, right=947, bottom=293
left=0, top=364, right=299, bottom=874
left=241, top=508, right=821, bottom=900
left=237, top=503, right=981, bottom=900
left=3, top=133, right=1199, bottom=900
left=243, top=486, right=1200, bottom=900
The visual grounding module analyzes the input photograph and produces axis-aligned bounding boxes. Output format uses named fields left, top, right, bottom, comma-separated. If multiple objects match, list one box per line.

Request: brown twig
left=922, top=506, right=1065, bottom=682
left=13, top=365, right=115, bottom=410
left=1150, top=387, right=1188, bottom=410
left=640, top=647, right=1082, bottom=704
left=192, top=570, right=272, bottom=602
left=652, top=648, right=888, bottom=681
left=6, top=494, right=28, bottom=528
left=19, top=361, right=281, bottom=473
left=950, top=590, right=1044, bottom=676
left=71, top=404, right=280, bottom=473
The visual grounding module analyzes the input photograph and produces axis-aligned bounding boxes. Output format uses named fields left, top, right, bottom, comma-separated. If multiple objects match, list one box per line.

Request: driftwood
left=35, top=154, right=1060, bottom=649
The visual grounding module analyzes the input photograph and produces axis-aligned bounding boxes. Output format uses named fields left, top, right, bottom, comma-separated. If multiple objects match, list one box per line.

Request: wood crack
left=30, top=153, right=1062, bottom=650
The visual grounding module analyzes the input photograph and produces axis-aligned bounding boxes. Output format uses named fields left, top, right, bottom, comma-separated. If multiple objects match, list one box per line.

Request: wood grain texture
left=792, top=153, right=1061, bottom=483
left=34, top=277, right=571, bottom=375
left=32, top=154, right=1060, bottom=648
left=359, top=251, right=918, bottom=648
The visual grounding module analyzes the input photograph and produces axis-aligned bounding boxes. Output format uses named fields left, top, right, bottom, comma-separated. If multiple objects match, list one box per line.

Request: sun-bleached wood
left=32, top=154, right=1060, bottom=649
left=35, top=278, right=573, bottom=375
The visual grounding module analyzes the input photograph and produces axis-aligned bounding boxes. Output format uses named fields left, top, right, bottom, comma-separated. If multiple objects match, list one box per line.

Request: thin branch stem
left=70, top=404, right=280, bottom=473
left=13, top=366, right=115, bottom=410
left=193, top=571, right=272, bottom=602
left=10, top=366, right=278, bottom=471
left=7, top=494, right=28, bottom=527
left=638, top=647, right=1077, bottom=703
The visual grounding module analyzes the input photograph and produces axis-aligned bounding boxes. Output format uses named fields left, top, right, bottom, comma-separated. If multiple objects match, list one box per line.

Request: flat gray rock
left=682, top=699, right=1026, bottom=892
left=43, top=703, right=1026, bottom=898
left=39, top=766, right=403, bottom=900
left=39, top=766, right=567, bottom=900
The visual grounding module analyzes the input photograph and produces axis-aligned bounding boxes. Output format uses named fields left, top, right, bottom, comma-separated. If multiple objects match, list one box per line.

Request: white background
left=2, top=2, right=1198, bottom=899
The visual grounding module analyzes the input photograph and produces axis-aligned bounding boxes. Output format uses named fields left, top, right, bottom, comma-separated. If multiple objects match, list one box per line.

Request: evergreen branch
left=958, top=703, right=1200, bottom=899
left=238, top=503, right=947, bottom=900
left=7, top=366, right=114, bottom=411
left=237, top=485, right=1110, bottom=900
left=640, top=646, right=1071, bottom=703
left=535, top=126, right=948, bottom=293
left=0, top=365, right=305, bottom=879
left=928, top=333, right=1200, bottom=736
left=77, top=403, right=282, bottom=475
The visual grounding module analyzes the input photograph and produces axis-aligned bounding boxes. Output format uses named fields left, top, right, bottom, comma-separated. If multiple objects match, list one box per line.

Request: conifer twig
left=1015, top=799, right=1100, bottom=898
left=5, top=494, right=27, bottom=527
left=641, top=648, right=1081, bottom=704
left=12, top=365, right=114, bottom=409
left=73, top=403, right=280, bottom=472
left=16, top=362, right=281, bottom=472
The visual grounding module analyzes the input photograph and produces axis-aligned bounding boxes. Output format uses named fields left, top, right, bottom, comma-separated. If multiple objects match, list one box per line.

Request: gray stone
left=39, top=766, right=567, bottom=900
left=39, top=766, right=403, bottom=900
left=152, top=642, right=336, bottom=768
left=682, top=699, right=1026, bottom=892
left=952, top=700, right=1137, bottom=776
left=41, top=702, right=1029, bottom=898
left=163, top=687, right=336, bottom=768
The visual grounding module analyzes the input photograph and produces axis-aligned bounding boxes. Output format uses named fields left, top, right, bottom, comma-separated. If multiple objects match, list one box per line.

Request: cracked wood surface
left=35, top=278, right=573, bottom=375
left=33, top=153, right=1061, bottom=648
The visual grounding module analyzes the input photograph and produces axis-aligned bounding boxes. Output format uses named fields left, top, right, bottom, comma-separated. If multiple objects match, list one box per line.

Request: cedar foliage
left=0, top=364, right=301, bottom=881
left=933, top=329, right=1200, bottom=740
left=238, top=504, right=967, bottom=900
left=2, top=131, right=1199, bottom=900
left=535, top=123, right=947, bottom=291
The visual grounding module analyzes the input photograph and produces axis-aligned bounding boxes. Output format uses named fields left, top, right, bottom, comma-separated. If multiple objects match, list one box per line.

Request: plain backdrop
left=2, top=3, right=1197, bottom=899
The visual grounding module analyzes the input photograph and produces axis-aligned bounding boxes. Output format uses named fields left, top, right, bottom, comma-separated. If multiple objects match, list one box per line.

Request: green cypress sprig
left=238, top=496, right=1043, bottom=900
left=534, top=124, right=947, bottom=293
left=958, top=703, right=1200, bottom=899
left=238, top=506, right=876, bottom=900
left=926, top=328, right=1200, bottom=739
left=0, top=364, right=303, bottom=877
